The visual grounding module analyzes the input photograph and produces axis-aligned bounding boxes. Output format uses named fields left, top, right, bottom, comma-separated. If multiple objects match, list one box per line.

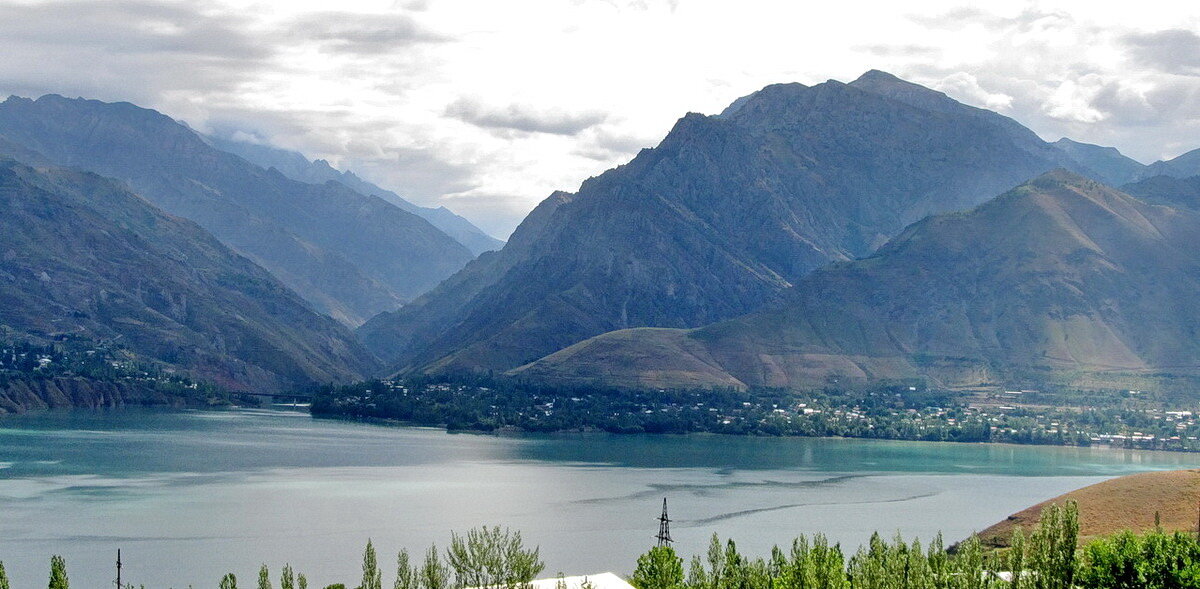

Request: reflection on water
left=2, top=408, right=1198, bottom=588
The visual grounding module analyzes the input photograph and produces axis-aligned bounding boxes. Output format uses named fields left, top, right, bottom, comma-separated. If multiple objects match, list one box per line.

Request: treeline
left=0, top=526, right=544, bottom=589
left=8, top=505, right=1200, bottom=588
left=308, top=376, right=1198, bottom=450
left=631, top=503, right=1200, bottom=588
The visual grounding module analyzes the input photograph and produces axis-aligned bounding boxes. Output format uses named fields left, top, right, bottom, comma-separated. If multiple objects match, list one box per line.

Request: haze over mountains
left=515, top=171, right=1200, bottom=391
left=0, top=95, right=476, bottom=326
left=205, top=136, right=504, bottom=256
left=0, top=159, right=374, bottom=391
left=358, top=70, right=1199, bottom=379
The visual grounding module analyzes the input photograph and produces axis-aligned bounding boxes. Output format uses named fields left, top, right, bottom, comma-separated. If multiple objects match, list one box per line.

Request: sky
left=1, top=0, right=1199, bottom=238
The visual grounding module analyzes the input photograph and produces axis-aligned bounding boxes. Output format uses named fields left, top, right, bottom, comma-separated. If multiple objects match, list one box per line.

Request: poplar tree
left=281, top=565, right=295, bottom=589
left=220, top=573, right=238, bottom=589
left=48, top=555, right=69, bottom=589
left=259, top=565, right=273, bottom=589
left=297, top=575, right=307, bottom=589
left=395, top=549, right=417, bottom=589
left=363, top=540, right=382, bottom=589
left=420, top=545, right=449, bottom=589
left=0, top=560, right=9, bottom=589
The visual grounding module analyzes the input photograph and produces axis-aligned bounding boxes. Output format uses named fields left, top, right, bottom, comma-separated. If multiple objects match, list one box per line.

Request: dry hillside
left=978, top=469, right=1200, bottom=548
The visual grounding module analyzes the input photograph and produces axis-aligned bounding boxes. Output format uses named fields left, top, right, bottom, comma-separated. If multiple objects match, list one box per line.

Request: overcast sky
left=2, top=0, right=1199, bottom=238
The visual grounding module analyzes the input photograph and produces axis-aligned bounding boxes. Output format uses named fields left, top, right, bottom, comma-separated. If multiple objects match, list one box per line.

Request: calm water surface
left=3, top=408, right=1200, bottom=588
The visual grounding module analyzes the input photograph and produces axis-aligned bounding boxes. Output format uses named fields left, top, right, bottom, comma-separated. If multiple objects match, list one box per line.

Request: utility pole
left=656, top=497, right=673, bottom=547
left=115, top=549, right=122, bottom=589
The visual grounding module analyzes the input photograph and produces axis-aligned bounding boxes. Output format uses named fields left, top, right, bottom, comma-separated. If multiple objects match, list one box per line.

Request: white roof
left=527, top=573, right=634, bottom=589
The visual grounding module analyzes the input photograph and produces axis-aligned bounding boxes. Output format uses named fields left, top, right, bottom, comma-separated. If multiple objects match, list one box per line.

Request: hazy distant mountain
left=1052, top=138, right=1147, bottom=186
left=0, top=159, right=376, bottom=391
left=0, top=95, right=475, bottom=325
left=1122, top=174, right=1200, bottom=210
left=359, top=70, right=1101, bottom=375
left=516, top=171, right=1200, bottom=391
left=205, top=136, right=504, bottom=255
left=1145, top=148, right=1200, bottom=179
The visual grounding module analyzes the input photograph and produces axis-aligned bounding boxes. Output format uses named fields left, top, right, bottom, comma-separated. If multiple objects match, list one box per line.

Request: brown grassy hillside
left=978, top=469, right=1200, bottom=548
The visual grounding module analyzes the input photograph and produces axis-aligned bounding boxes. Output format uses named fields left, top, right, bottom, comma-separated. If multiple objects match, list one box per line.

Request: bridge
left=246, top=392, right=314, bottom=406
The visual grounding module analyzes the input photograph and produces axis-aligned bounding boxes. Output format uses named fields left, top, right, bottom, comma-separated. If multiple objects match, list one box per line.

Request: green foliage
left=259, top=565, right=273, bottom=589
left=631, top=546, right=685, bottom=589
left=220, top=573, right=238, bottom=589
left=298, top=574, right=307, bottom=589
left=0, top=560, right=9, bottom=589
left=48, top=555, right=69, bottom=589
left=1077, top=528, right=1200, bottom=588
left=419, top=546, right=450, bottom=589
left=395, top=549, right=417, bottom=589
left=1021, top=502, right=1079, bottom=589
left=363, top=540, right=382, bottom=589
left=323, top=585, right=346, bottom=589
left=446, top=525, right=544, bottom=588
left=281, top=565, right=296, bottom=589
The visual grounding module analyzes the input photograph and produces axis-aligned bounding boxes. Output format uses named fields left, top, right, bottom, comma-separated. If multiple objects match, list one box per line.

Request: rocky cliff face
left=0, top=160, right=377, bottom=391
left=359, top=71, right=1104, bottom=376
left=0, top=95, right=475, bottom=325
left=515, top=171, right=1200, bottom=391
left=0, top=377, right=187, bottom=415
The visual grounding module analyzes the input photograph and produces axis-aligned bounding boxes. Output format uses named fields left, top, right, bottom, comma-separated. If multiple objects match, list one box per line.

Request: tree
left=395, top=550, right=417, bottom=589
left=631, top=546, right=684, bottom=589
left=1028, top=502, right=1079, bottom=589
left=220, top=573, right=238, bottom=589
left=363, top=540, right=382, bottom=589
left=0, top=560, right=9, bottom=589
left=420, top=546, right=449, bottom=589
left=48, top=555, right=69, bottom=589
left=446, top=526, right=544, bottom=588
left=298, top=575, right=308, bottom=589
left=259, top=565, right=273, bottom=589
left=281, top=565, right=296, bottom=589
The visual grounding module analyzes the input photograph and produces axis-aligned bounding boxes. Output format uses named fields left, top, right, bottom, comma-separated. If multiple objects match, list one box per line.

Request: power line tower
left=656, top=497, right=673, bottom=547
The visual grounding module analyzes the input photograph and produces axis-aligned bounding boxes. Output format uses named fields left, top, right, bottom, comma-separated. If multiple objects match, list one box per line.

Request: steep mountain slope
left=359, top=71, right=1097, bottom=375
left=515, top=171, right=1200, bottom=390
left=0, top=95, right=474, bottom=325
left=206, top=136, right=503, bottom=255
left=0, top=159, right=376, bottom=391
left=1052, top=138, right=1147, bottom=186
left=1122, top=174, right=1200, bottom=210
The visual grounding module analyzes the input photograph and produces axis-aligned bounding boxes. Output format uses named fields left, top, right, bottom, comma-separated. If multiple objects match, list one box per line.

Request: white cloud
left=1, top=0, right=1200, bottom=236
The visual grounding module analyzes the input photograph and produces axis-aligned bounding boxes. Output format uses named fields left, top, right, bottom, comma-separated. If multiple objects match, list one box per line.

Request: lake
left=2, top=408, right=1199, bottom=588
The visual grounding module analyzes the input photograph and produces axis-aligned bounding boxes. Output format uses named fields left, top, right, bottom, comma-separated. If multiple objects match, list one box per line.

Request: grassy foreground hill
left=978, top=469, right=1200, bottom=548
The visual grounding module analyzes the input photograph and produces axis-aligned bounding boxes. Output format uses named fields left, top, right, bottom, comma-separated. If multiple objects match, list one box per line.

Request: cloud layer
left=1, top=0, right=1198, bottom=238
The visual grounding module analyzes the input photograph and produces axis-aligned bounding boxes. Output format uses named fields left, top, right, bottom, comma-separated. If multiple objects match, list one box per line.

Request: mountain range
left=0, top=95, right=475, bottom=326
left=3, top=70, right=1199, bottom=396
left=0, top=159, right=375, bottom=391
left=514, top=171, right=1200, bottom=391
left=360, top=70, right=1186, bottom=377
left=204, top=136, right=503, bottom=256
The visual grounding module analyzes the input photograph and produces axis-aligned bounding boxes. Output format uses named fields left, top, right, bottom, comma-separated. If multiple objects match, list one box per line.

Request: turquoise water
left=2, top=408, right=1199, bottom=588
